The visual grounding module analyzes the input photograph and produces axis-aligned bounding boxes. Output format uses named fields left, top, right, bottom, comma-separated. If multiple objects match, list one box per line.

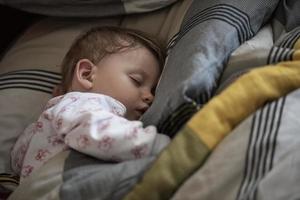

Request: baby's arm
left=66, top=113, right=169, bottom=161
left=51, top=93, right=170, bottom=161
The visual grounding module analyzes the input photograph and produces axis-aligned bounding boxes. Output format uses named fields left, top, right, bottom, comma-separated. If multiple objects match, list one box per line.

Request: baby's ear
left=74, top=59, right=95, bottom=90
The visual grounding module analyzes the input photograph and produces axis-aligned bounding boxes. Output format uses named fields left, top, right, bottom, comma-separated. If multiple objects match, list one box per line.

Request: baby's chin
left=125, top=111, right=143, bottom=121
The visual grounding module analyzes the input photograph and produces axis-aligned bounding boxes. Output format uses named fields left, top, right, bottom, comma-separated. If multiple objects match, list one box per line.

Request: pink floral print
left=21, top=165, right=34, bottom=178
left=131, top=144, right=148, bottom=159
left=97, top=120, right=111, bottom=132
left=125, top=127, right=138, bottom=140
left=35, top=121, right=44, bottom=132
left=47, top=134, right=64, bottom=146
left=55, top=118, right=63, bottom=130
left=35, top=149, right=51, bottom=161
left=76, top=135, right=90, bottom=149
left=98, top=136, right=115, bottom=152
left=43, top=112, right=52, bottom=120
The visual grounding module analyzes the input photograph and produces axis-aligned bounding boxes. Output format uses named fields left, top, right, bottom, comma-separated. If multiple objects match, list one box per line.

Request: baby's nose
left=142, top=91, right=154, bottom=104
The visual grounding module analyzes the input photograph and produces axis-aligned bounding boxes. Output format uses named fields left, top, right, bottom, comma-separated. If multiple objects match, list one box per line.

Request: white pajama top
left=11, top=92, right=170, bottom=180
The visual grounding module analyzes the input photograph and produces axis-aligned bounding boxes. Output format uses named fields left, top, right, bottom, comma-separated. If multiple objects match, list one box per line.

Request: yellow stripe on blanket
left=124, top=59, right=300, bottom=200
left=293, top=49, right=300, bottom=60
left=124, top=127, right=210, bottom=200
left=189, top=60, right=300, bottom=149
left=294, top=39, right=300, bottom=50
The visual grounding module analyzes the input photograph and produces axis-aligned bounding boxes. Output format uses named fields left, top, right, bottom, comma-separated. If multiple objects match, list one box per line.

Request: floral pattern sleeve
left=51, top=92, right=170, bottom=161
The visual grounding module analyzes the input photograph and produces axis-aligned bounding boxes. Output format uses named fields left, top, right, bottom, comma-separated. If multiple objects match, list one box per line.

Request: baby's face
left=91, top=46, right=161, bottom=120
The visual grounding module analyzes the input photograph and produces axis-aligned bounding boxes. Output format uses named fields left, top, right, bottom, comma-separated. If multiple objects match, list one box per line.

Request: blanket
left=0, top=0, right=177, bottom=17
left=124, top=59, right=300, bottom=200
left=8, top=150, right=156, bottom=200
left=124, top=0, right=300, bottom=199
left=142, top=0, right=280, bottom=137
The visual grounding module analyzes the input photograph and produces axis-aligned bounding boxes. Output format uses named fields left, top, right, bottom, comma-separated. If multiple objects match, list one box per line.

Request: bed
left=0, top=0, right=300, bottom=199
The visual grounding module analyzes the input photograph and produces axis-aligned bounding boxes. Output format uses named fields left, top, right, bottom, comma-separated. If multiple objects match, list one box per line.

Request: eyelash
left=130, top=77, right=142, bottom=86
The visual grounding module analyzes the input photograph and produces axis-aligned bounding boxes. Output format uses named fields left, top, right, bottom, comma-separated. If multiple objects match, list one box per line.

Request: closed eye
left=130, top=76, right=142, bottom=86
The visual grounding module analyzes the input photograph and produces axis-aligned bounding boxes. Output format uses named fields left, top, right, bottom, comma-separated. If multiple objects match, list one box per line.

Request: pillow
left=141, top=0, right=280, bottom=137
left=0, top=71, right=60, bottom=173
left=0, top=0, right=178, bottom=17
left=0, top=0, right=191, bottom=173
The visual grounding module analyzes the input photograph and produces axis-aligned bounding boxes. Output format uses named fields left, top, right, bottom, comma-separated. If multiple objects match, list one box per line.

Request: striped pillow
left=0, top=69, right=60, bottom=94
left=0, top=69, right=61, bottom=173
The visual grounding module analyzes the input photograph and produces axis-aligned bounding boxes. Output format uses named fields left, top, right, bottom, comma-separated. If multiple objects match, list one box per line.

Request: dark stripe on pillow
left=158, top=89, right=212, bottom=137
left=0, top=69, right=61, bottom=94
left=166, top=33, right=179, bottom=53
left=267, top=27, right=299, bottom=64
left=167, top=4, right=253, bottom=50
left=267, top=47, right=294, bottom=64
left=158, top=102, right=198, bottom=137
left=277, top=26, right=300, bottom=48
left=0, top=77, right=59, bottom=85
left=2, top=69, right=60, bottom=79
left=0, top=86, right=51, bottom=93
left=267, top=46, right=295, bottom=64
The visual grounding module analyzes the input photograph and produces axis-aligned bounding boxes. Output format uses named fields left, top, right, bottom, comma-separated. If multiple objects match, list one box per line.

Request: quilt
left=0, top=0, right=178, bottom=17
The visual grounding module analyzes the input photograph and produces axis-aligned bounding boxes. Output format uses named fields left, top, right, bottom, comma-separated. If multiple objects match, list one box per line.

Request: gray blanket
left=61, top=152, right=155, bottom=200
left=142, top=0, right=280, bottom=137
left=0, top=0, right=177, bottom=17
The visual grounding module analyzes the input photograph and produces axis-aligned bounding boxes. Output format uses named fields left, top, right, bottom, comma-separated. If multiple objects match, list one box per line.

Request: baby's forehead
left=103, top=39, right=142, bottom=55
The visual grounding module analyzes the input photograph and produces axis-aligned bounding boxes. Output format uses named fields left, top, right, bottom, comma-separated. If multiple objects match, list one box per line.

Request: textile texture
left=0, top=0, right=177, bottom=17
left=3, top=0, right=300, bottom=200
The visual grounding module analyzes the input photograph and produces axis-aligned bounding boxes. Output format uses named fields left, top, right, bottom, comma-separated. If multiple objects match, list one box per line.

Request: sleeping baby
left=11, top=26, right=170, bottom=181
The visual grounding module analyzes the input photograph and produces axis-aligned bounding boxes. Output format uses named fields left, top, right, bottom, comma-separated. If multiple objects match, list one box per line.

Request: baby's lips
left=136, top=106, right=148, bottom=114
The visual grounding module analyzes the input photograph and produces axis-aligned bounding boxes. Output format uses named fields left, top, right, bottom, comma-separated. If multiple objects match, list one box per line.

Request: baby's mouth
left=134, top=107, right=148, bottom=118
left=135, top=110, right=143, bottom=118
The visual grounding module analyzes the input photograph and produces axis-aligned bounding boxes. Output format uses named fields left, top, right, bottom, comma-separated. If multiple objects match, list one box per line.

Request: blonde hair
left=60, top=26, right=166, bottom=93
